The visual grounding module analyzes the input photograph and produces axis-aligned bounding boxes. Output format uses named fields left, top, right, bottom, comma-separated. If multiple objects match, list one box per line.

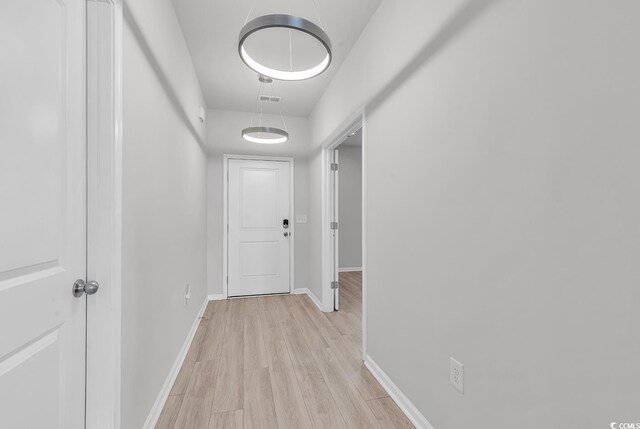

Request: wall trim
left=321, top=108, right=365, bottom=313
left=292, top=288, right=324, bottom=312
left=361, top=110, right=368, bottom=360
left=338, top=267, right=362, bottom=273
left=208, top=294, right=226, bottom=301
left=364, top=355, right=435, bottom=429
left=86, top=1, right=123, bottom=427
left=320, top=108, right=367, bottom=358
left=142, top=297, right=208, bottom=429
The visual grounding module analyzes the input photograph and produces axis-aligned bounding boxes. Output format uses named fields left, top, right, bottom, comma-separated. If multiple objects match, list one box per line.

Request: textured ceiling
left=172, top=0, right=382, bottom=117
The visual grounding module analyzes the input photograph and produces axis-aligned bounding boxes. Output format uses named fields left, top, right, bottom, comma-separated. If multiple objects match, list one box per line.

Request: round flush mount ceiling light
left=242, top=75, right=290, bottom=144
left=238, top=14, right=332, bottom=81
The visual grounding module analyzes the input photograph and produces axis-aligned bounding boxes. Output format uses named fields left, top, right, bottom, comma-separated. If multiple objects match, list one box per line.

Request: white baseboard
left=292, top=288, right=323, bottom=312
left=142, top=297, right=208, bottom=429
left=208, top=293, right=225, bottom=301
left=364, top=355, right=435, bottom=429
left=338, top=267, right=362, bottom=273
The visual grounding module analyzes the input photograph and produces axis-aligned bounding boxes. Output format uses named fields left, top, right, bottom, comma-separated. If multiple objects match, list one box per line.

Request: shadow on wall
left=124, top=4, right=205, bottom=147
left=368, top=0, right=501, bottom=115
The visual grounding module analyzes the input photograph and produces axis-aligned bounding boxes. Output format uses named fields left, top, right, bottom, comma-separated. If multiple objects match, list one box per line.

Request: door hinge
left=226, top=275, right=228, bottom=284
left=331, top=281, right=339, bottom=289
left=331, top=163, right=338, bottom=171
left=331, top=222, right=338, bottom=230
left=227, top=223, right=229, bottom=232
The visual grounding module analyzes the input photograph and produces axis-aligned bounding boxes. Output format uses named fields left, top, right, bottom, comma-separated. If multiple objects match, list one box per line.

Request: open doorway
left=331, top=128, right=363, bottom=311
left=320, top=111, right=366, bottom=357
left=321, top=116, right=366, bottom=362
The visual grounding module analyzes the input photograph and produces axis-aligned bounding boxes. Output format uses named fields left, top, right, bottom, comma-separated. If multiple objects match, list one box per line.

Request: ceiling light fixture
left=242, top=126, right=289, bottom=144
left=242, top=75, right=289, bottom=144
left=238, top=3, right=332, bottom=81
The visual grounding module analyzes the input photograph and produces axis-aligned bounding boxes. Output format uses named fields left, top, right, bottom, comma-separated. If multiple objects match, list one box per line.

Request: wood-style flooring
left=156, top=271, right=414, bottom=429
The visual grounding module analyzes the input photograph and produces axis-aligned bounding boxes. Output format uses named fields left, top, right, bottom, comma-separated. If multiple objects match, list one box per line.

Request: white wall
left=206, top=153, right=224, bottom=296
left=122, top=1, right=207, bottom=428
left=338, top=145, right=362, bottom=270
left=307, top=149, right=324, bottom=303
left=311, top=0, right=640, bottom=426
left=205, top=110, right=312, bottom=298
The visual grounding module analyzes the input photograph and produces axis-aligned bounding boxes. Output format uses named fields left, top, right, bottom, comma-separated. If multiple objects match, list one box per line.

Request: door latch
left=73, top=279, right=100, bottom=297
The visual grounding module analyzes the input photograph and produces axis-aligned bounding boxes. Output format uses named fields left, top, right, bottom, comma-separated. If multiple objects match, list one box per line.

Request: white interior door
left=228, top=159, right=291, bottom=297
left=0, top=1, right=87, bottom=428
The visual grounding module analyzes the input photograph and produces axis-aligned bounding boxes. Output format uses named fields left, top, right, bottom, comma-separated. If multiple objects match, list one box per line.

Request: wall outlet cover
left=450, top=357, right=464, bottom=393
left=184, top=284, right=191, bottom=306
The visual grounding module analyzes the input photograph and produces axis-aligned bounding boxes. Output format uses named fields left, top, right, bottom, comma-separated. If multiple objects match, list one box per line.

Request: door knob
left=283, top=231, right=290, bottom=237
left=73, top=279, right=100, bottom=297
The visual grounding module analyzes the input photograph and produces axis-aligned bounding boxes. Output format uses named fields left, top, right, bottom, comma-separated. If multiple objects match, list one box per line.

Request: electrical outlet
left=184, top=284, right=191, bottom=306
left=450, top=357, right=464, bottom=393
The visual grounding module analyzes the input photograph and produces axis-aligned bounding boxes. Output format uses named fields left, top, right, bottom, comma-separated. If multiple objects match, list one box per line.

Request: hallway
left=155, top=272, right=413, bottom=429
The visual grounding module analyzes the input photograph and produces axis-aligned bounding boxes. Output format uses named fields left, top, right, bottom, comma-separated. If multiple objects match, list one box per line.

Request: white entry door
left=228, top=159, right=291, bottom=297
left=0, top=1, right=87, bottom=428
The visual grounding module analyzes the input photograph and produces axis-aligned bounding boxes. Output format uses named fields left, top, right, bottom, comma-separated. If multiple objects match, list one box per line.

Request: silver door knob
left=73, top=279, right=100, bottom=297
left=283, top=231, right=289, bottom=237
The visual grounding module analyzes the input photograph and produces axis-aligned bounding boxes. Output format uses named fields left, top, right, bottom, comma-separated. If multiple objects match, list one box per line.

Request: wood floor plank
left=297, top=296, right=385, bottom=400
left=203, top=301, right=216, bottom=319
left=311, top=347, right=382, bottom=429
left=173, top=360, right=217, bottom=429
left=243, top=368, right=279, bottom=429
left=210, top=331, right=243, bottom=413
left=154, top=394, right=183, bottom=429
left=341, top=285, right=361, bottom=301
left=367, top=397, right=415, bottom=429
left=340, top=273, right=363, bottom=302
left=295, top=294, right=343, bottom=341
left=347, top=364, right=389, bottom=401
left=170, top=321, right=207, bottom=395
left=258, top=297, right=315, bottom=428
left=288, top=294, right=381, bottom=429
left=227, top=297, right=245, bottom=334
left=337, top=293, right=360, bottom=314
left=284, top=330, right=348, bottom=429
left=198, top=300, right=229, bottom=361
left=257, top=296, right=287, bottom=343
left=170, top=361, right=195, bottom=397
left=287, top=297, right=330, bottom=352
left=208, top=410, right=243, bottom=429
left=344, top=333, right=362, bottom=352
left=265, top=338, right=314, bottom=429
left=244, top=298, right=268, bottom=370
left=325, top=309, right=360, bottom=336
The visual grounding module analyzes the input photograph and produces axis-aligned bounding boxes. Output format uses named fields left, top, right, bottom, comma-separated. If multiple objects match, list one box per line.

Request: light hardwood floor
left=156, top=272, right=414, bottom=429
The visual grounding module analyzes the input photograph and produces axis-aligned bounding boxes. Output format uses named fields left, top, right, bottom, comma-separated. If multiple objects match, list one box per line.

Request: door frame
left=222, top=154, right=296, bottom=299
left=86, top=0, right=124, bottom=427
left=321, top=107, right=367, bottom=359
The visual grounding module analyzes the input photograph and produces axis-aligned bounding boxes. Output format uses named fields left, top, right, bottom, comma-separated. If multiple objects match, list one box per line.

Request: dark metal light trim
left=238, top=14, right=332, bottom=81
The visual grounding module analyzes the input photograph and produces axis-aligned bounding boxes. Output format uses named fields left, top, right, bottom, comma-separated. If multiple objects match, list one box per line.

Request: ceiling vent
left=258, top=95, right=281, bottom=103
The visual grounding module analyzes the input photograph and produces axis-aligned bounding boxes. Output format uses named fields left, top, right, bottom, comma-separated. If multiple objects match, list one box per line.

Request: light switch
left=295, top=214, right=308, bottom=224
